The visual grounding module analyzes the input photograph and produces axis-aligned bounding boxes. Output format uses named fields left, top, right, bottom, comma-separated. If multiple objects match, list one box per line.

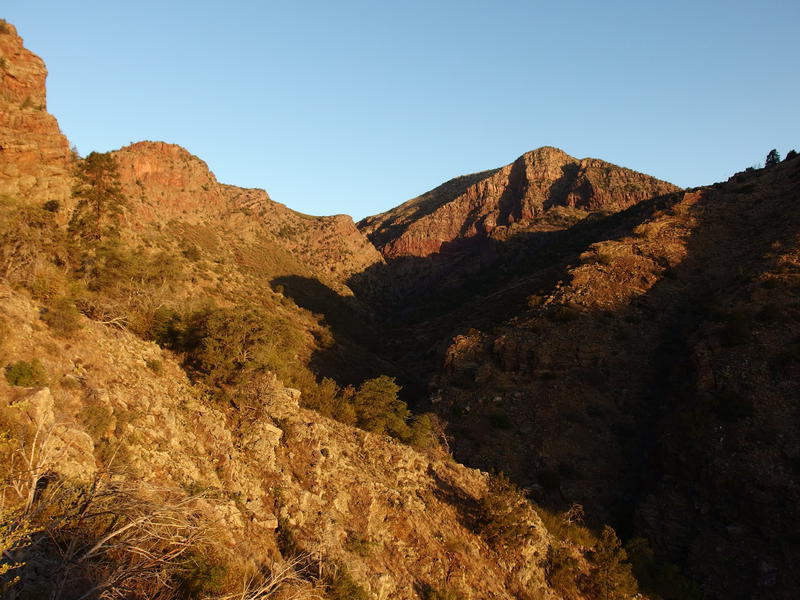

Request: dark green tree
left=68, top=152, right=126, bottom=245
left=476, top=472, right=533, bottom=548
left=351, top=375, right=409, bottom=438
left=584, top=525, right=638, bottom=600
left=765, top=149, right=781, bottom=168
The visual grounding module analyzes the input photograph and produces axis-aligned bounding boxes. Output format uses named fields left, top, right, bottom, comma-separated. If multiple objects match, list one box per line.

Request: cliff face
left=0, top=21, right=73, bottom=206
left=359, top=147, right=679, bottom=258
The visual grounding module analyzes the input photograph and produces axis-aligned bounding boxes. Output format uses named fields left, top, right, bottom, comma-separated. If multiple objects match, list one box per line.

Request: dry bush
left=0, top=416, right=219, bottom=600
left=0, top=199, right=69, bottom=291
left=214, top=556, right=323, bottom=600
left=41, top=296, right=83, bottom=337
left=537, top=505, right=597, bottom=549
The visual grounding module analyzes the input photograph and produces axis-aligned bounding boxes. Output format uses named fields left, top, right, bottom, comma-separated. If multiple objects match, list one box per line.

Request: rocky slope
left=359, top=146, right=679, bottom=259
left=0, top=280, right=567, bottom=600
left=426, top=157, right=800, bottom=599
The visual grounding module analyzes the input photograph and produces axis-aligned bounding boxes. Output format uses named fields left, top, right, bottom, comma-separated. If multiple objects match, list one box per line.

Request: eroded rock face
left=0, top=21, right=73, bottom=205
left=360, top=147, right=679, bottom=258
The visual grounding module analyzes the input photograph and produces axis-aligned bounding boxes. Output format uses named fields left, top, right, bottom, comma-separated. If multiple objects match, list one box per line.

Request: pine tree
left=68, top=151, right=125, bottom=245
left=765, top=149, right=781, bottom=168
left=476, top=472, right=533, bottom=548
left=585, top=525, right=638, bottom=600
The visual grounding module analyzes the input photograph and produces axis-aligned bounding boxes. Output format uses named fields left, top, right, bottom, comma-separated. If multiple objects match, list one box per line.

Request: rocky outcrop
left=360, top=147, right=679, bottom=258
left=112, top=141, right=383, bottom=289
left=0, top=21, right=73, bottom=206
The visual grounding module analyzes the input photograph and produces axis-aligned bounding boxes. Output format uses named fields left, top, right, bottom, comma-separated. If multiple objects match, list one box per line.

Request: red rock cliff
left=0, top=21, right=73, bottom=205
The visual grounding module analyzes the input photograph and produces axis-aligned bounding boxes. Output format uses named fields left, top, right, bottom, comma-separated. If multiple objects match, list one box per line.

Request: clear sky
left=4, top=1, right=799, bottom=219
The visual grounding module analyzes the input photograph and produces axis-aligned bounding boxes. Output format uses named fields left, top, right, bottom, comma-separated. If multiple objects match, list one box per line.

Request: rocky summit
left=1, top=17, right=799, bottom=600
left=359, top=146, right=678, bottom=258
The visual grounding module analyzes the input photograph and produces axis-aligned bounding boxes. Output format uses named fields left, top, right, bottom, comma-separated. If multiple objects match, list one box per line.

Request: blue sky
left=5, top=1, right=799, bottom=219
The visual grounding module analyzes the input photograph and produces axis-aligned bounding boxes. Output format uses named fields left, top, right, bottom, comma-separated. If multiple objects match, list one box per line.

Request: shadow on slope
left=418, top=157, right=800, bottom=599
left=269, top=274, right=396, bottom=386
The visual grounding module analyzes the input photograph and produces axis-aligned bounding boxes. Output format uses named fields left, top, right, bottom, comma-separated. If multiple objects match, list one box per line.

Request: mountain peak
left=521, top=145, right=572, bottom=160
left=360, top=148, right=679, bottom=258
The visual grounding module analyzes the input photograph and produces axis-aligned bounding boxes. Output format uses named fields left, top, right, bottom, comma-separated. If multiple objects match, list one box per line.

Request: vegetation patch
left=476, top=472, right=534, bottom=549
left=4, top=359, right=47, bottom=387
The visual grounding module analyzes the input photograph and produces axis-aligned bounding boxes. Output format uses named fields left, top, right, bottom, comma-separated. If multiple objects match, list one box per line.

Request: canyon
left=1, top=18, right=799, bottom=600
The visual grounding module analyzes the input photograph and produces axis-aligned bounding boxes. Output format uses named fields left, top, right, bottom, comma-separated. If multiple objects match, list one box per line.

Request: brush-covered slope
left=359, top=147, right=679, bottom=259
left=112, top=140, right=383, bottom=293
left=0, top=18, right=385, bottom=404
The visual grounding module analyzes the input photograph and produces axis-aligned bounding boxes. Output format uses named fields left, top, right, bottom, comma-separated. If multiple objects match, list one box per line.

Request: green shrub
left=4, top=359, right=47, bottom=387
left=78, top=402, right=115, bottom=441
left=0, top=201, right=68, bottom=290
left=173, top=552, right=228, bottom=599
left=326, top=564, right=369, bottom=600
left=545, top=545, right=581, bottom=599
left=406, top=412, right=436, bottom=449
left=145, top=358, right=163, bottom=375
left=582, top=526, right=638, bottom=600
left=351, top=375, right=410, bottom=439
left=150, top=306, right=184, bottom=349
left=68, top=152, right=126, bottom=246
left=537, top=507, right=597, bottom=548
left=626, top=537, right=704, bottom=600
left=476, top=472, right=533, bottom=548
left=181, top=306, right=305, bottom=388
left=41, top=296, right=82, bottom=337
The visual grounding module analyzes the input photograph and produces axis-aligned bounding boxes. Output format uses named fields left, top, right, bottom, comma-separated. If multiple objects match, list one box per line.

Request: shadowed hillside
left=355, top=156, right=800, bottom=599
